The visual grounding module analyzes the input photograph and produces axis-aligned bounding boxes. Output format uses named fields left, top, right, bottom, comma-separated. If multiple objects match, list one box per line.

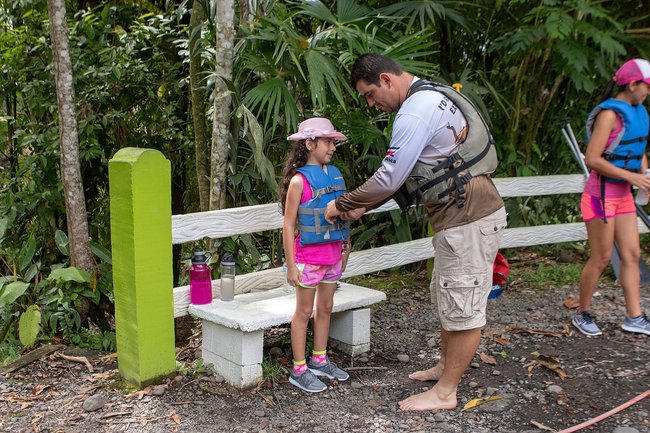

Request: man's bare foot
left=408, top=366, right=442, bottom=382
left=398, top=387, right=457, bottom=411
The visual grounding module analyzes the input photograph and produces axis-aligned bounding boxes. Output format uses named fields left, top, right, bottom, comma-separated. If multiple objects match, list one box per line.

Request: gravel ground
left=1, top=264, right=649, bottom=433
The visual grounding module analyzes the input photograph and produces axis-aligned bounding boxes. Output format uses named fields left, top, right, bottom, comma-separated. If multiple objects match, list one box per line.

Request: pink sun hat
left=614, top=58, right=650, bottom=85
left=287, top=117, right=347, bottom=142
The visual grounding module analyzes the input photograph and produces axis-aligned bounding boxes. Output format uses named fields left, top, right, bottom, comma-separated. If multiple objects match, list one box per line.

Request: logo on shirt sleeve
left=384, top=146, right=399, bottom=164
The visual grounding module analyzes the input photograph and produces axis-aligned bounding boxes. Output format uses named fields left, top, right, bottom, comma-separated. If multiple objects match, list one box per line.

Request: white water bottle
left=219, top=254, right=235, bottom=301
left=635, top=169, right=650, bottom=206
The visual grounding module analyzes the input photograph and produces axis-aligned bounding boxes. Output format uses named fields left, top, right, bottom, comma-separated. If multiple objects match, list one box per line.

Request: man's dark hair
left=349, top=53, right=404, bottom=89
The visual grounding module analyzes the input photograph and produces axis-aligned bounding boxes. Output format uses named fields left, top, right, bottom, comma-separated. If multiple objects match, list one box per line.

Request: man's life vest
left=296, top=165, right=350, bottom=246
left=585, top=98, right=649, bottom=182
left=393, top=80, right=498, bottom=209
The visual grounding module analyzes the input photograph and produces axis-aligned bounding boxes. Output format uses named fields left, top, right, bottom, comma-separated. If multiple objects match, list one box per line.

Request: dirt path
left=1, top=269, right=649, bottom=433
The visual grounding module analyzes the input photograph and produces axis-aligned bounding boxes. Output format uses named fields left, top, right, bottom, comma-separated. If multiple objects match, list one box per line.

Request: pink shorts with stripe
left=296, top=261, right=342, bottom=289
left=580, top=191, right=636, bottom=222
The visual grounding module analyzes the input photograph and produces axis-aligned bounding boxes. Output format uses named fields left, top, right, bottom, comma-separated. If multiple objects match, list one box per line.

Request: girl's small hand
left=325, top=200, right=341, bottom=223
left=632, top=171, right=650, bottom=192
left=287, top=265, right=301, bottom=287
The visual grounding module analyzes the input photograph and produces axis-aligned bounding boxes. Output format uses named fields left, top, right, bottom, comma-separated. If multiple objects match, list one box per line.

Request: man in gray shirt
left=326, top=53, right=506, bottom=411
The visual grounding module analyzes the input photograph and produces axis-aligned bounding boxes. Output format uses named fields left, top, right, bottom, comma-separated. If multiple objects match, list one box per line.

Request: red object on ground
left=493, top=252, right=509, bottom=287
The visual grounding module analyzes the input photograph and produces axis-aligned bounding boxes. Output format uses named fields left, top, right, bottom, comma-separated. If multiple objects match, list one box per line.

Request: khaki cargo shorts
left=430, top=207, right=507, bottom=331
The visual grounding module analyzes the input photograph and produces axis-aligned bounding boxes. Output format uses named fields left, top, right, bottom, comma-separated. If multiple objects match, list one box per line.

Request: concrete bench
left=188, top=283, right=386, bottom=388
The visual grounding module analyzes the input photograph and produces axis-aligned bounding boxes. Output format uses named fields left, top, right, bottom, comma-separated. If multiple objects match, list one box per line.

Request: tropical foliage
left=0, top=0, right=649, bottom=356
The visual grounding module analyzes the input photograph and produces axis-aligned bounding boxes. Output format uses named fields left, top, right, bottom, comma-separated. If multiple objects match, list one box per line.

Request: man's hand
left=341, top=207, right=366, bottom=221
left=325, top=200, right=342, bottom=223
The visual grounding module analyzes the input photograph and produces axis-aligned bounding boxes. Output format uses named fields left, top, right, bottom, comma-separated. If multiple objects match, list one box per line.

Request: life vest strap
left=297, top=222, right=349, bottom=233
left=619, top=136, right=648, bottom=145
left=437, top=172, right=473, bottom=201
left=429, top=152, right=462, bottom=175
left=599, top=175, right=608, bottom=224
left=604, top=154, right=643, bottom=161
left=298, top=206, right=327, bottom=215
left=410, top=136, right=493, bottom=204
left=311, top=184, right=346, bottom=199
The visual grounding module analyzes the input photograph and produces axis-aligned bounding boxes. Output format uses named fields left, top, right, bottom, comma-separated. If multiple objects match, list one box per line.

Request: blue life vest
left=586, top=98, right=649, bottom=182
left=296, top=165, right=349, bottom=246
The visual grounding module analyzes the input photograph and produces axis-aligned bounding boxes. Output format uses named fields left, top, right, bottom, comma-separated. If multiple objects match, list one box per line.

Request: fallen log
left=0, top=344, right=66, bottom=374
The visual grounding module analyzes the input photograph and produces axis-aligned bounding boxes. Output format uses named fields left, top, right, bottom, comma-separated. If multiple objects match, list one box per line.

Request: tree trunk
left=189, top=0, right=211, bottom=212
left=209, top=0, right=235, bottom=211
left=47, top=0, right=94, bottom=273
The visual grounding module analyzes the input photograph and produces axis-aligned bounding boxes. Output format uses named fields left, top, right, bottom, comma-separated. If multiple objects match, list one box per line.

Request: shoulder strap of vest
left=407, top=79, right=493, bottom=128
left=296, top=165, right=346, bottom=199
left=586, top=99, right=627, bottom=155
left=406, top=79, right=437, bottom=98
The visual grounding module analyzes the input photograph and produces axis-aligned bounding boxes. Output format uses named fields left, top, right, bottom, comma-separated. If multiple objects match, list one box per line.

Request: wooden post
left=109, top=148, right=175, bottom=387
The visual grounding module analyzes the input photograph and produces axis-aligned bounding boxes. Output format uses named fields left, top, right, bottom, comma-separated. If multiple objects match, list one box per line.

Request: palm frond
left=305, top=49, right=348, bottom=112
left=242, top=77, right=299, bottom=134
left=378, top=1, right=467, bottom=31
left=235, top=104, right=277, bottom=190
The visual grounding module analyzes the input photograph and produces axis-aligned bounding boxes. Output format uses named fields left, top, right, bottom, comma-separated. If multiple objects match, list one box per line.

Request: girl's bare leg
left=613, top=212, right=642, bottom=317
left=291, top=287, right=316, bottom=362
left=312, top=282, right=336, bottom=351
left=578, top=217, right=616, bottom=312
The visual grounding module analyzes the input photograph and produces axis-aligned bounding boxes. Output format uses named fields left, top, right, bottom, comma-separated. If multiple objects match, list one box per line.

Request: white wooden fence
left=172, top=174, right=649, bottom=317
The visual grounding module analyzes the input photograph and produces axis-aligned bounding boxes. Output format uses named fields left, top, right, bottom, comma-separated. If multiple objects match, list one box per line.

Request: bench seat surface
left=188, top=283, right=386, bottom=333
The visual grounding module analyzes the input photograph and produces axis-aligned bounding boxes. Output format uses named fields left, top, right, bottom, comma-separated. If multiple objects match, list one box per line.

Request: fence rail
left=171, top=173, right=649, bottom=318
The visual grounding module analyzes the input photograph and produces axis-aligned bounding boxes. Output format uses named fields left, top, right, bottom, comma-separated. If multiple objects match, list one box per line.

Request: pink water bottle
left=190, top=250, right=212, bottom=305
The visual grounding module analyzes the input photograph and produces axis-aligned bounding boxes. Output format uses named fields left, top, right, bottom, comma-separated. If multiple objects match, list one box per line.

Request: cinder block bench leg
left=328, top=308, right=371, bottom=356
left=200, top=320, right=263, bottom=388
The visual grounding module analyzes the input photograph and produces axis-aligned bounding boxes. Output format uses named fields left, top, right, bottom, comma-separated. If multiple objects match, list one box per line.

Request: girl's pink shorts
left=581, top=192, right=635, bottom=222
left=296, top=261, right=342, bottom=288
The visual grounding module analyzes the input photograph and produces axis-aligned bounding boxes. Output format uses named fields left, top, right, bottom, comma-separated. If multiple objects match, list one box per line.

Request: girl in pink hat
left=574, top=59, right=650, bottom=337
left=279, top=117, right=362, bottom=392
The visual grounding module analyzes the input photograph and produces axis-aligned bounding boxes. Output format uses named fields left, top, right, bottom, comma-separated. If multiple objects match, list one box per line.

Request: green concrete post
left=109, top=148, right=175, bottom=387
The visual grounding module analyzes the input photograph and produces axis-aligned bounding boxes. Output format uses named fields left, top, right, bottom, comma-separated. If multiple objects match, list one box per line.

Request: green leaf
left=243, top=77, right=299, bottom=134
left=47, top=267, right=92, bottom=284
left=389, top=210, right=413, bottom=243
left=544, top=11, right=572, bottom=40
left=379, top=1, right=466, bottom=32
left=305, top=49, right=348, bottom=111
left=0, top=217, right=7, bottom=240
left=239, top=233, right=261, bottom=264
left=19, top=305, right=41, bottom=348
left=353, top=221, right=388, bottom=250
left=18, top=236, right=37, bottom=271
left=296, top=0, right=337, bottom=25
left=90, top=241, right=112, bottom=264
left=24, top=263, right=39, bottom=283
left=55, top=230, right=70, bottom=256
left=235, top=104, right=277, bottom=190
left=0, top=281, right=30, bottom=307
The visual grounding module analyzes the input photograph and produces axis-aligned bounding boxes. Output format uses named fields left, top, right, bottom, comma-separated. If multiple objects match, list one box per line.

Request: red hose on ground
left=556, top=389, right=650, bottom=433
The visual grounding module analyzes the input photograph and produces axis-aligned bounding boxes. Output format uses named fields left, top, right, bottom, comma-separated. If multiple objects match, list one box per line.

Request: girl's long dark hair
left=278, top=140, right=309, bottom=215
left=599, top=79, right=631, bottom=103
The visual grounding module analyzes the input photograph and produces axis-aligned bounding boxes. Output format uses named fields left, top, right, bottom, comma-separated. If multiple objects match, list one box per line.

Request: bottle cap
left=221, top=253, right=235, bottom=266
left=192, top=250, right=208, bottom=264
